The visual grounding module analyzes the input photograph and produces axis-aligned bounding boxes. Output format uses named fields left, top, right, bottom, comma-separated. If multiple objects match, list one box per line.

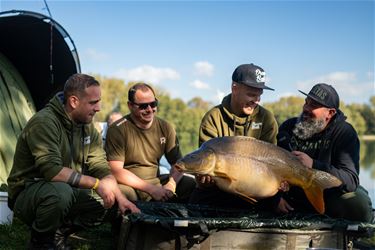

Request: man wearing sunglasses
left=276, top=83, right=373, bottom=222
left=105, top=83, right=196, bottom=203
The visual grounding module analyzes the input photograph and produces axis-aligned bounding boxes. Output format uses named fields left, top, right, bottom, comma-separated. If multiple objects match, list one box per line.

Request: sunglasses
left=131, top=99, right=158, bottom=110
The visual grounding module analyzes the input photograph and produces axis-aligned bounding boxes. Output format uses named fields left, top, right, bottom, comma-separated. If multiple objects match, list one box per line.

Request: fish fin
left=303, top=171, right=342, bottom=214
left=214, top=171, right=237, bottom=182
left=304, top=184, right=325, bottom=214
left=236, top=193, right=258, bottom=204
left=214, top=177, right=254, bottom=203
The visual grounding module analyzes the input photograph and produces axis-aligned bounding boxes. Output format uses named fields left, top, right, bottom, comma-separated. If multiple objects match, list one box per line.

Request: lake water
left=359, top=140, right=375, bottom=206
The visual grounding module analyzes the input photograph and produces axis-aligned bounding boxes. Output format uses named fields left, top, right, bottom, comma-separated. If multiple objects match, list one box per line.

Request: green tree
left=96, top=77, right=374, bottom=155
left=263, top=96, right=305, bottom=125
left=359, top=96, right=375, bottom=135
left=341, top=103, right=366, bottom=135
left=187, top=97, right=213, bottom=110
left=93, top=75, right=127, bottom=122
left=157, top=93, right=208, bottom=154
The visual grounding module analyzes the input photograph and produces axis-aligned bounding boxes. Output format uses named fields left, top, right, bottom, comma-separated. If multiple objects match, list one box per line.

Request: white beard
left=292, top=113, right=325, bottom=140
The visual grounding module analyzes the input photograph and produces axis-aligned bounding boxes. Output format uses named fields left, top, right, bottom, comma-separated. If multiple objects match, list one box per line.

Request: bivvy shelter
left=0, top=10, right=80, bottom=187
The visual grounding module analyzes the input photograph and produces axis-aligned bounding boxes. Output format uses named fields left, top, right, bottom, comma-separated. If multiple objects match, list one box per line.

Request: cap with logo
left=299, top=83, right=339, bottom=109
left=232, top=63, right=274, bottom=91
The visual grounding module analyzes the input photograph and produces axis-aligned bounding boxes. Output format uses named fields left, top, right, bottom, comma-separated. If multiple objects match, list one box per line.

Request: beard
left=292, top=112, right=325, bottom=140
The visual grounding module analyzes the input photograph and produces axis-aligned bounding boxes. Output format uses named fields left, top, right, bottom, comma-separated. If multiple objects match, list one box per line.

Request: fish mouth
left=174, top=162, right=197, bottom=174
left=174, top=162, right=184, bottom=172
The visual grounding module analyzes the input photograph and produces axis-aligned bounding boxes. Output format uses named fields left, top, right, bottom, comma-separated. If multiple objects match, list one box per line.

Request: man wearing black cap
left=189, top=63, right=278, bottom=208
left=199, top=63, right=277, bottom=145
left=276, top=83, right=373, bottom=222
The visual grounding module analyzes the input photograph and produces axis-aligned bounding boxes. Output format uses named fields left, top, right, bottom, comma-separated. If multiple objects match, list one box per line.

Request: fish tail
left=304, top=182, right=325, bottom=214
left=303, top=172, right=342, bottom=214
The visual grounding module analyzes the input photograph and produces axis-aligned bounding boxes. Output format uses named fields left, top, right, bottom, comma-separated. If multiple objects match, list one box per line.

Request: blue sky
left=1, top=0, right=374, bottom=105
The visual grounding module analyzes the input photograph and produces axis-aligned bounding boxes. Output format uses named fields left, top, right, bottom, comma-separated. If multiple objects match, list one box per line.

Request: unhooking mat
left=118, top=201, right=375, bottom=250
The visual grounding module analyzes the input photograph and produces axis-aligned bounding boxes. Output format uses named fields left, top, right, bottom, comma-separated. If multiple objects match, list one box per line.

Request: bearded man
left=276, top=83, right=373, bottom=222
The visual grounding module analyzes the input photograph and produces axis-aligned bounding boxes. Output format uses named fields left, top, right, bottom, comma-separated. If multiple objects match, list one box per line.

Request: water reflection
left=359, top=140, right=375, bottom=206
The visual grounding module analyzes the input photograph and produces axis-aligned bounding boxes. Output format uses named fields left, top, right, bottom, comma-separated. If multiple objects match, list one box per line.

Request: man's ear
left=68, top=95, right=79, bottom=109
left=328, top=108, right=337, bottom=119
left=231, top=81, right=238, bottom=92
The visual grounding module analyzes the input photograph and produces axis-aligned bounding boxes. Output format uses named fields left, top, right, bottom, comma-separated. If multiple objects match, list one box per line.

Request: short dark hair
left=128, top=82, right=155, bottom=103
left=63, top=74, right=100, bottom=103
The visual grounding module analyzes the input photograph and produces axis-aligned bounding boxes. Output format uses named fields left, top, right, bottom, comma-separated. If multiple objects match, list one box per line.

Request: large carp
left=175, top=136, right=342, bottom=214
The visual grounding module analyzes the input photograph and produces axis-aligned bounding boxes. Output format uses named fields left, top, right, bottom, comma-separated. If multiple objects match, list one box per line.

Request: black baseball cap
left=232, top=63, right=274, bottom=91
left=299, top=83, right=340, bottom=109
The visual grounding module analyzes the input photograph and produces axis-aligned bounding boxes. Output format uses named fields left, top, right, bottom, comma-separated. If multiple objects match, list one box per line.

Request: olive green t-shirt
left=105, top=115, right=181, bottom=184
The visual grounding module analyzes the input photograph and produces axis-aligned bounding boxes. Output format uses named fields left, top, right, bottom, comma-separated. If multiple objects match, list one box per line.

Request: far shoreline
left=361, top=135, right=375, bottom=141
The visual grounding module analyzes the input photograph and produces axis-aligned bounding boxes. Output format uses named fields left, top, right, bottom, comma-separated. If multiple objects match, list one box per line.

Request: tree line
left=95, top=75, right=375, bottom=155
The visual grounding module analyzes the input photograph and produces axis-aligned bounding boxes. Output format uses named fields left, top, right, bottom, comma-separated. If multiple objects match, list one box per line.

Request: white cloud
left=190, top=80, right=210, bottom=89
left=216, top=89, right=225, bottom=102
left=194, top=61, right=214, bottom=77
left=296, top=71, right=373, bottom=103
left=84, top=48, right=110, bottom=61
left=114, top=65, right=180, bottom=84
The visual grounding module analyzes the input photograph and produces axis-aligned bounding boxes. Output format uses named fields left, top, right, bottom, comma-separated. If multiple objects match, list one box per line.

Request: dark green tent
left=0, top=10, right=80, bottom=186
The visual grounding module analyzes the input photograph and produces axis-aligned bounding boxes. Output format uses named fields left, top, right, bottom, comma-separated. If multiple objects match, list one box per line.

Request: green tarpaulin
left=0, top=10, right=80, bottom=188
left=0, top=52, right=35, bottom=185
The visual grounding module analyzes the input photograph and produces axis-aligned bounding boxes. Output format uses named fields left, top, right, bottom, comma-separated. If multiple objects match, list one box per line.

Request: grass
left=0, top=217, right=113, bottom=250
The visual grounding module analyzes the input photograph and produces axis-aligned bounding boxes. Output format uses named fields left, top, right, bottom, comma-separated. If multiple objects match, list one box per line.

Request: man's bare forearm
left=51, top=167, right=99, bottom=189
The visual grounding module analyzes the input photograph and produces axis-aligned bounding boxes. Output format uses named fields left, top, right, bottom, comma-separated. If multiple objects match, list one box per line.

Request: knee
left=42, top=182, right=74, bottom=212
left=175, top=175, right=196, bottom=202
left=179, top=175, right=197, bottom=189
left=326, top=190, right=374, bottom=222
left=118, top=184, right=138, bottom=202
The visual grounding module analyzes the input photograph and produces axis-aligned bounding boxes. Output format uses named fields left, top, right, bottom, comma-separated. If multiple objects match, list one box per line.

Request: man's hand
left=102, top=175, right=140, bottom=214
left=118, top=198, right=140, bottom=214
left=275, top=197, right=294, bottom=214
left=95, top=177, right=117, bottom=208
left=292, top=151, right=313, bottom=168
left=196, top=174, right=215, bottom=187
left=163, top=178, right=177, bottom=199
left=115, top=192, right=140, bottom=214
left=149, top=185, right=173, bottom=201
left=278, top=180, right=290, bottom=192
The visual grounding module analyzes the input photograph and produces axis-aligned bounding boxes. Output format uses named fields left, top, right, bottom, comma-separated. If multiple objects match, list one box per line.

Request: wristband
left=92, top=178, right=100, bottom=190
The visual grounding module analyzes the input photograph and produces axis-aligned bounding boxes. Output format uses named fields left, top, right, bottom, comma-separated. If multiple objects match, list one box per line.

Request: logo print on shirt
left=251, top=122, right=262, bottom=130
left=83, top=136, right=91, bottom=145
left=160, top=137, right=166, bottom=144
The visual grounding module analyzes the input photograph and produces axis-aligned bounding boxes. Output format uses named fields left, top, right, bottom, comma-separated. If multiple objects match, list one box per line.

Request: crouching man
left=7, top=74, right=139, bottom=249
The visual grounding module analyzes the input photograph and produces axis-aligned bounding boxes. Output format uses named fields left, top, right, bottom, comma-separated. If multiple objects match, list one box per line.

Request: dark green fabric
left=7, top=93, right=110, bottom=201
left=199, top=94, right=278, bottom=146
left=0, top=52, right=35, bottom=186
left=283, top=185, right=373, bottom=223
left=12, top=180, right=114, bottom=233
left=128, top=201, right=375, bottom=233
